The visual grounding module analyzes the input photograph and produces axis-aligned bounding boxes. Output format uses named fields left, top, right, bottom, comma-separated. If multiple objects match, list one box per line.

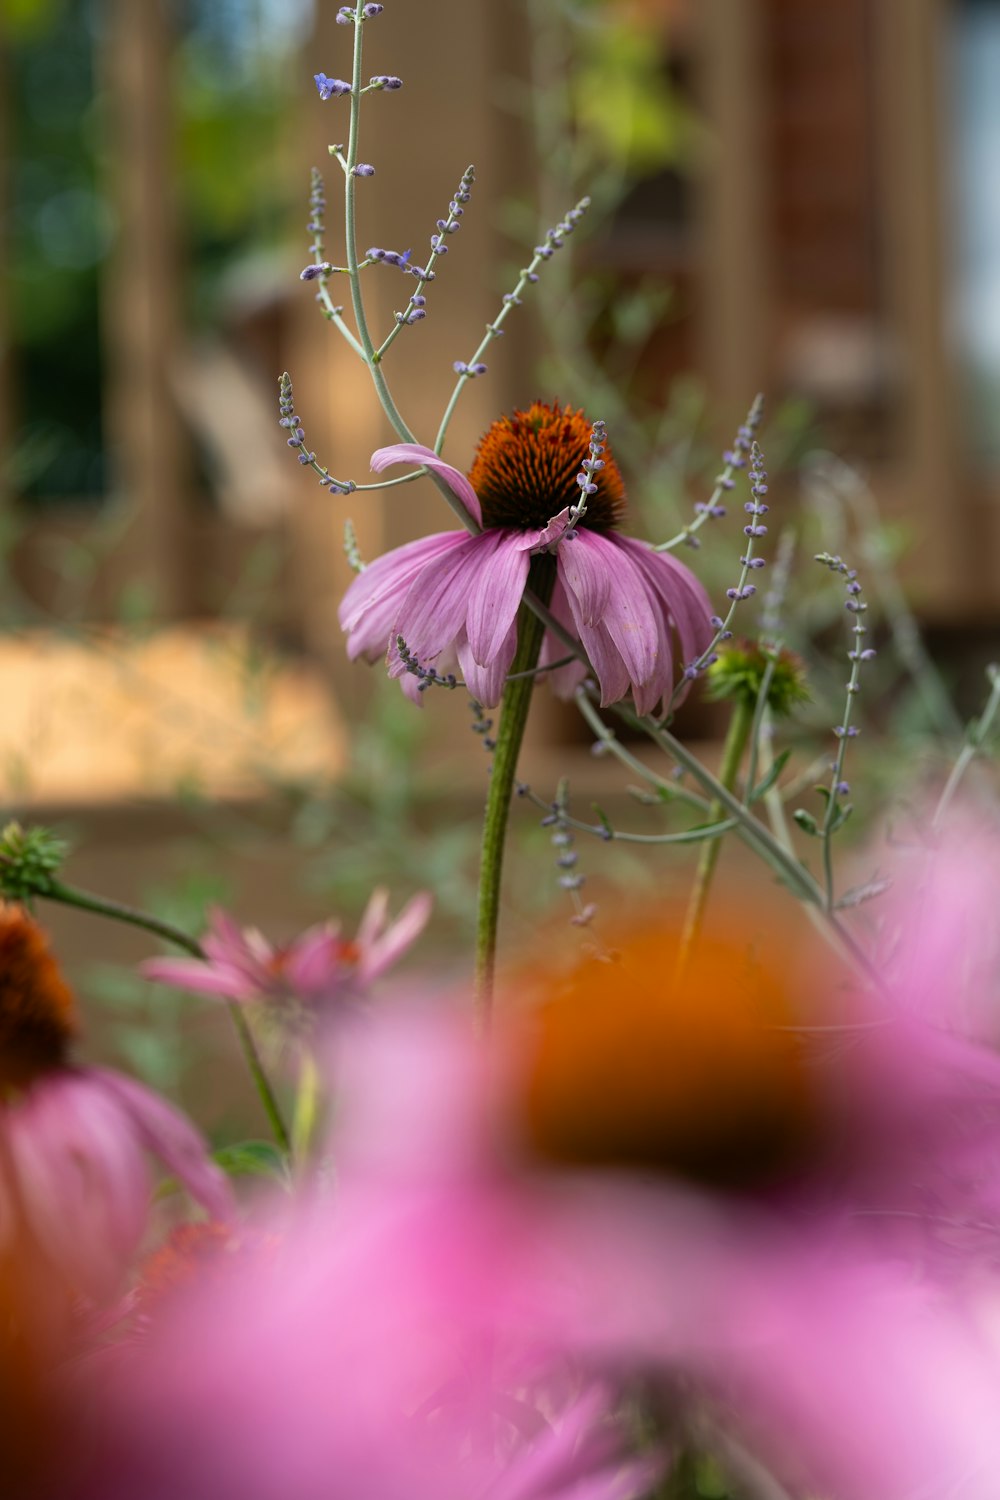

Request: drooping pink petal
left=457, top=622, right=518, bottom=708
left=94, top=1069, right=234, bottom=1225
left=466, top=532, right=531, bottom=666
left=340, top=533, right=468, bottom=660
left=394, top=533, right=496, bottom=663
left=538, top=581, right=589, bottom=700
left=619, top=538, right=714, bottom=671
left=6, top=1072, right=151, bottom=1298
left=573, top=532, right=660, bottom=701
left=370, top=442, right=483, bottom=526
left=573, top=618, right=631, bottom=707
left=139, top=956, right=259, bottom=1001
left=557, top=535, right=612, bottom=628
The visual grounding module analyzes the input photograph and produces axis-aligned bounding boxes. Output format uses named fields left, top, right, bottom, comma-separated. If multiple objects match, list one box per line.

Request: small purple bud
left=363, top=2, right=383, bottom=15
left=300, top=263, right=331, bottom=281
left=352, top=164, right=376, bottom=177
left=470, top=362, right=488, bottom=376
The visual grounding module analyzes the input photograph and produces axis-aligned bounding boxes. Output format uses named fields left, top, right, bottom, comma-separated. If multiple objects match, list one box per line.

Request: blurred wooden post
left=873, top=0, right=967, bottom=614
left=0, top=37, right=11, bottom=515
left=100, top=0, right=189, bottom=617
left=697, top=0, right=771, bottom=426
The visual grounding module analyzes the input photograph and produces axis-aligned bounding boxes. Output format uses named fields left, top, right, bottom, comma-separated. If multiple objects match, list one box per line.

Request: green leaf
left=748, top=748, right=792, bottom=801
left=835, top=875, right=892, bottom=910
left=213, top=1141, right=289, bottom=1182
left=793, top=808, right=819, bottom=836
left=590, top=803, right=614, bottom=838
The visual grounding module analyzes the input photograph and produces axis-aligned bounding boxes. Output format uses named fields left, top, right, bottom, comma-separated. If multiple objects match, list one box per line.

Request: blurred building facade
left=0, top=0, right=998, bottom=807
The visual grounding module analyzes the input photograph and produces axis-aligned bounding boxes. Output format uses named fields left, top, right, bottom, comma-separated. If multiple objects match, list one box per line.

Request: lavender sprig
left=278, top=373, right=356, bottom=493
left=655, top=393, right=764, bottom=554
left=804, top=552, right=876, bottom=905
left=538, top=779, right=596, bottom=926
left=563, top=419, right=607, bottom=537
left=298, top=168, right=366, bottom=358
left=665, top=440, right=771, bottom=715
left=374, top=166, right=476, bottom=360
left=395, top=636, right=458, bottom=692
left=433, top=196, right=591, bottom=454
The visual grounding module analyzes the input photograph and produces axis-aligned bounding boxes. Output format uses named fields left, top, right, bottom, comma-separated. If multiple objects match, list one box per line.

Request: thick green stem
left=674, top=695, right=754, bottom=977
left=42, top=879, right=291, bottom=1155
left=475, top=558, right=555, bottom=1024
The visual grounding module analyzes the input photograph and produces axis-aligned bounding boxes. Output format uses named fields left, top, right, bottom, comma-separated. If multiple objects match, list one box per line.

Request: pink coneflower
left=140, top=889, right=432, bottom=1018
left=0, top=905, right=231, bottom=1305
left=339, top=403, right=714, bottom=711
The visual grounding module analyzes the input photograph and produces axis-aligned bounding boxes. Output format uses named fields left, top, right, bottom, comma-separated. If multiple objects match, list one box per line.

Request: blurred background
left=1, top=0, right=998, bottom=1120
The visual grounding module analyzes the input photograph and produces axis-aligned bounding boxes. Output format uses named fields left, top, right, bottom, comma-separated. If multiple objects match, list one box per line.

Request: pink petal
left=6, top=1072, right=151, bottom=1298
left=457, top=622, right=518, bottom=708
left=394, top=534, right=493, bottom=662
left=619, top=538, right=714, bottom=668
left=287, top=924, right=346, bottom=998
left=359, top=891, right=433, bottom=984
left=557, top=534, right=612, bottom=628
left=370, top=443, right=483, bottom=527
left=94, top=1068, right=235, bottom=1224
left=575, top=532, right=660, bottom=697
left=519, top=505, right=574, bottom=553
left=339, top=533, right=467, bottom=659
left=465, top=532, right=531, bottom=665
left=538, top=581, right=588, bottom=700
left=575, top=619, right=631, bottom=706
left=355, top=889, right=390, bottom=951
left=140, top=956, right=258, bottom=1002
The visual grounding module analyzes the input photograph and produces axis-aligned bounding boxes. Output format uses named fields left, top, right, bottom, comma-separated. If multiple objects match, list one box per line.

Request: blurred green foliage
left=5, top=0, right=307, bottom=501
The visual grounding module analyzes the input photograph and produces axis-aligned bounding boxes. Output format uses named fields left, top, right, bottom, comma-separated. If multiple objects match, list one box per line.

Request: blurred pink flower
left=0, top=904, right=232, bottom=1304
left=141, top=888, right=432, bottom=1013
left=338, top=406, right=713, bottom=711
left=71, top=1160, right=656, bottom=1500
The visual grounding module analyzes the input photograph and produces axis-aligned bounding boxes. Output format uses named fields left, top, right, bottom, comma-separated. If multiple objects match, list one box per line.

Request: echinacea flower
left=339, top=403, right=714, bottom=711
left=140, top=888, right=432, bottom=1019
left=69, top=1165, right=655, bottom=1500
left=0, top=904, right=232, bottom=1305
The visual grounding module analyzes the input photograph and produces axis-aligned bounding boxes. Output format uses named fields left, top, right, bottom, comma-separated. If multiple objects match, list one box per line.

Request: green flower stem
left=933, top=663, right=1000, bottom=829
left=40, top=879, right=292, bottom=1156
left=674, top=695, right=755, bottom=977
left=475, top=559, right=555, bottom=1025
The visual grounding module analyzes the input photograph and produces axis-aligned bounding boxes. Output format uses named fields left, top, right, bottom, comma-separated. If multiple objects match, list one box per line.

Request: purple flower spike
left=314, top=73, right=352, bottom=100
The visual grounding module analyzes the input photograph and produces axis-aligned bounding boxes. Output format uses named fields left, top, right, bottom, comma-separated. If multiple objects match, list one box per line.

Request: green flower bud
left=0, top=823, right=69, bottom=902
left=706, top=641, right=809, bottom=718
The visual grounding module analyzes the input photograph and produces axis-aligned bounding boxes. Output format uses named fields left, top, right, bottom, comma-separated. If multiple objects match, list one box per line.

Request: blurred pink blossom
left=141, top=888, right=432, bottom=1013
left=0, top=903, right=232, bottom=1305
